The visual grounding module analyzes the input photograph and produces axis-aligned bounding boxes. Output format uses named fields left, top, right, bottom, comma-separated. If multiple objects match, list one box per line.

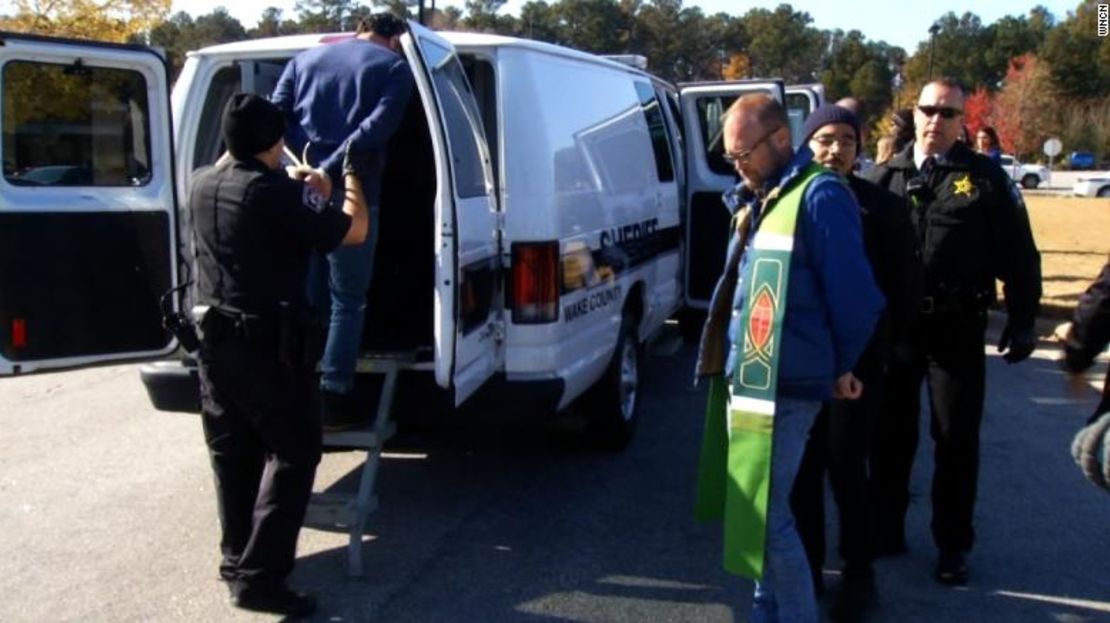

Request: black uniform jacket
left=849, top=174, right=923, bottom=377
left=190, top=158, right=350, bottom=316
left=1064, top=260, right=1110, bottom=422
left=865, top=141, right=1042, bottom=330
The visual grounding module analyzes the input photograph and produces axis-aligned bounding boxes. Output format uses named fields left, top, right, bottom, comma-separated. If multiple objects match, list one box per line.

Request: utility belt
left=920, top=285, right=991, bottom=318
left=195, top=303, right=322, bottom=368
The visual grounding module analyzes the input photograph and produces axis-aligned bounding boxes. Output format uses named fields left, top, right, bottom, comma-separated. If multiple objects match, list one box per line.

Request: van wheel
left=1097, top=186, right=1110, bottom=198
left=585, top=315, right=640, bottom=450
left=1021, top=174, right=1040, bottom=189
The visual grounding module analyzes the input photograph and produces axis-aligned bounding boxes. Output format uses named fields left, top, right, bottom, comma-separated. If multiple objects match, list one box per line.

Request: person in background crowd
left=791, top=104, right=921, bottom=622
left=271, top=13, right=414, bottom=430
left=695, top=93, right=883, bottom=623
left=866, top=78, right=1042, bottom=587
left=890, top=108, right=915, bottom=154
left=975, top=126, right=1002, bottom=164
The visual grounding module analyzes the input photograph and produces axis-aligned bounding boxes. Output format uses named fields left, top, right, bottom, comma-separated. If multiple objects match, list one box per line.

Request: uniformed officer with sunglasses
left=866, top=78, right=1042, bottom=587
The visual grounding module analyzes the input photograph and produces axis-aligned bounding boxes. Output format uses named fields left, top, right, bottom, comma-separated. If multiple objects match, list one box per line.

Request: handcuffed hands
left=285, top=165, right=333, bottom=201
left=1071, top=412, right=1110, bottom=492
left=998, top=322, right=1036, bottom=364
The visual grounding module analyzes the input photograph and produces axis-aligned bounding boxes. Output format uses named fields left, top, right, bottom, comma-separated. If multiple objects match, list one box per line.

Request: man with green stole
left=694, top=94, right=884, bottom=622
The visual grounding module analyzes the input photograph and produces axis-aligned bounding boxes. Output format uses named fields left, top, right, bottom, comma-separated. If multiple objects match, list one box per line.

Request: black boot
left=231, top=584, right=317, bottom=617
left=320, top=388, right=370, bottom=431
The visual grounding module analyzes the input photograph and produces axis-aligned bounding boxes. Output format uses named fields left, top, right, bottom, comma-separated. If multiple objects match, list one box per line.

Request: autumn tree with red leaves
left=992, top=54, right=1054, bottom=159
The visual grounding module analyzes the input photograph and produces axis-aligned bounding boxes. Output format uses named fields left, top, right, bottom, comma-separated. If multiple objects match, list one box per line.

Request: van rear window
left=3, top=60, right=152, bottom=188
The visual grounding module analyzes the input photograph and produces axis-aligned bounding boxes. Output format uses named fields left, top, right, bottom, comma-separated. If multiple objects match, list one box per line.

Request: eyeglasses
left=809, top=134, right=858, bottom=149
left=724, top=125, right=782, bottom=165
left=916, top=105, right=963, bottom=119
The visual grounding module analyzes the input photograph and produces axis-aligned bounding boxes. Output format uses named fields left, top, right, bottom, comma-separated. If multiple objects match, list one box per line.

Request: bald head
left=722, top=93, right=793, bottom=192
left=835, top=97, right=862, bottom=116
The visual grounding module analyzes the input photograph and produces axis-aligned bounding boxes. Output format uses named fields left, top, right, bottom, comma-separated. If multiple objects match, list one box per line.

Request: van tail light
left=12, top=318, right=26, bottom=349
left=511, top=241, right=560, bottom=324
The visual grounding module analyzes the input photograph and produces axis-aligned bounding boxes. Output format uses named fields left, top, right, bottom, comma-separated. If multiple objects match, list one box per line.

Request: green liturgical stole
left=695, top=163, right=825, bottom=579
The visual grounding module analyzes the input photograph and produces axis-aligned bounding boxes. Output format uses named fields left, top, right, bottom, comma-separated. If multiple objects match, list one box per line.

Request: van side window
left=425, top=42, right=489, bottom=199
left=634, top=82, right=674, bottom=183
left=3, top=60, right=152, bottom=187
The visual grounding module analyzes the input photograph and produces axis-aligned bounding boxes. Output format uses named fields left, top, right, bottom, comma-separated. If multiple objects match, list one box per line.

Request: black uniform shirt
left=190, top=157, right=350, bottom=315
left=865, top=141, right=1041, bottom=326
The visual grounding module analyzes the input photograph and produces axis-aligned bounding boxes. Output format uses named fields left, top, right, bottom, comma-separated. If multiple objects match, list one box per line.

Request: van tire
left=1021, top=174, right=1040, bottom=189
left=585, top=315, right=640, bottom=450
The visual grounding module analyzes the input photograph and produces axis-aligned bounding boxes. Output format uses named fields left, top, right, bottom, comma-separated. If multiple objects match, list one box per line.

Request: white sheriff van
left=0, top=25, right=802, bottom=448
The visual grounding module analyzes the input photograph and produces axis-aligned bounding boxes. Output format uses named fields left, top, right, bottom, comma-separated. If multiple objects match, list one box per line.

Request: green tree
left=517, top=1, right=559, bottom=41
left=553, top=0, right=624, bottom=52
left=250, top=7, right=303, bottom=37
left=739, top=4, right=825, bottom=83
left=296, top=0, right=359, bottom=32
left=1041, top=0, right=1110, bottom=99
left=463, top=0, right=515, bottom=33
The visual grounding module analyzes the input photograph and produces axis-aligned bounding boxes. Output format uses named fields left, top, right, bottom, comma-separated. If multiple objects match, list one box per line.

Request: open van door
left=403, top=23, right=501, bottom=406
left=678, top=80, right=783, bottom=311
left=0, top=33, right=177, bottom=375
left=785, top=84, right=824, bottom=149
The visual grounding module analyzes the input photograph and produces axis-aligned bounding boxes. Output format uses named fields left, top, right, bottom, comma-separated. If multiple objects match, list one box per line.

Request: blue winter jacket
left=723, top=147, right=885, bottom=400
left=271, top=37, right=414, bottom=206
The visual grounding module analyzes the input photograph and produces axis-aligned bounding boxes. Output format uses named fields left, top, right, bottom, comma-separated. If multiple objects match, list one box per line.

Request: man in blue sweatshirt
left=271, top=13, right=414, bottom=429
left=697, top=93, right=883, bottom=623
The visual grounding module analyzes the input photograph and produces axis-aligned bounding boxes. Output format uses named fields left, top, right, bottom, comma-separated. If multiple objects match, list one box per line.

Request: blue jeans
left=308, top=199, right=380, bottom=395
left=751, top=397, right=822, bottom=623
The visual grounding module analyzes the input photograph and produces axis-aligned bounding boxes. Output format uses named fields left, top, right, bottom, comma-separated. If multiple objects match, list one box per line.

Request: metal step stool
left=304, top=350, right=416, bottom=576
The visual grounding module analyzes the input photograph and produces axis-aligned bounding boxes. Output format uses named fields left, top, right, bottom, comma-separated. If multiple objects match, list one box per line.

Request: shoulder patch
left=302, top=185, right=327, bottom=214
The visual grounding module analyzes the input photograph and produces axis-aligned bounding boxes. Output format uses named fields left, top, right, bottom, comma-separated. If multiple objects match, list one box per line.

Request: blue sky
left=170, top=0, right=1081, bottom=53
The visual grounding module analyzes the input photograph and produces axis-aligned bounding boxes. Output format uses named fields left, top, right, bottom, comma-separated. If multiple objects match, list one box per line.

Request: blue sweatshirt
left=724, top=147, right=885, bottom=400
left=271, top=36, right=414, bottom=204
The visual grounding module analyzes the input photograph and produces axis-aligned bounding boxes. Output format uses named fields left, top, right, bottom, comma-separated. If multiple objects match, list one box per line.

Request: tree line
left=1, top=0, right=1106, bottom=161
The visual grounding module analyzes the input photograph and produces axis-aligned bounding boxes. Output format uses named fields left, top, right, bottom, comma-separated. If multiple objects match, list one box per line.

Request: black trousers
left=198, top=335, right=321, bottom=590
left=871, top=312, right=986, bottom=553
left=791, top=383, right=880, bottom=590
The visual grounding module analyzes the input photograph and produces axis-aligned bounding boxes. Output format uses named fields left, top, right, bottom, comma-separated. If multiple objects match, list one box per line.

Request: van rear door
left=403, top=23, right=500, bottom=406
left=0, top=33, right=177, bottom=375
left=678, top=80, right=783, bottom=310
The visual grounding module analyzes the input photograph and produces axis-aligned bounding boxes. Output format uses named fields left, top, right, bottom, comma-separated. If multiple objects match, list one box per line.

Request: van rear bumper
left=140, top=359, right=200, bottom=413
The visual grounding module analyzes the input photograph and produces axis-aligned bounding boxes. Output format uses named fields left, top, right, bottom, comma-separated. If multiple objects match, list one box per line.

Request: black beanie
left=801, top=104, right=861, bottom=145
left=221, top=93, right=285, bottom=160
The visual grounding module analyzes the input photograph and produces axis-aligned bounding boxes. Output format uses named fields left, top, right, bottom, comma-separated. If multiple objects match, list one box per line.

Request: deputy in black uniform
left=866, top=78, right=1042, bottom=586
left=790, top=104, right=922, bottom=621
left=191, top=93, right=368, bottom=616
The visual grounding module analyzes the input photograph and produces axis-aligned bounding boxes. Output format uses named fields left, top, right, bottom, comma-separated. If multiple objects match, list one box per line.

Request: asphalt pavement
left=1, top=314, right=1108, bottom=622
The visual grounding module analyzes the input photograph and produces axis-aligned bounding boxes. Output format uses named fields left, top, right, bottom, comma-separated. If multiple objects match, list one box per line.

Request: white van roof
left=187, top=30, right=651, bottom=78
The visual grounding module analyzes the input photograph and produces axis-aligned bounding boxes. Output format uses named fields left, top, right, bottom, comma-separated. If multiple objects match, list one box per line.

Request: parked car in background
left=999, top=154, right=1049, bottom=189
left=1073, top=174, right=1110, bottom=198
left=1069, top=151, right=1097, bottom=170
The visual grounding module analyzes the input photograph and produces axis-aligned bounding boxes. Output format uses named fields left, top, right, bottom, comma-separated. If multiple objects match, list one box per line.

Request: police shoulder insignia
left=302, top=185, right=327, bottom=213
left=953, top=175, right=975, bottom=197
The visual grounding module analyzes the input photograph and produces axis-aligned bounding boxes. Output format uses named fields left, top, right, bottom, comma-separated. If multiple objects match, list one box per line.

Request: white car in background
left=999, top=154, right=1049, bottom=189
left=1073, top=174, right=1110, bottom=198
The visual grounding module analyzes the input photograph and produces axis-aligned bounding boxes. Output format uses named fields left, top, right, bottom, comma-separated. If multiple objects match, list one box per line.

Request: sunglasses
left=724, top=125, right=782, bottom=165
left=916, top=105, right=963, bottom=119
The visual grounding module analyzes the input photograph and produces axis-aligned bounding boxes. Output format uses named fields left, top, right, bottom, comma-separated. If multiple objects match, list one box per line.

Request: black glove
left=997, top=321, right=1036, bottom=364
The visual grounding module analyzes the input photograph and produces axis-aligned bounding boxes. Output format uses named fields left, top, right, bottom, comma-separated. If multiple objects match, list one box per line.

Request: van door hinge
left=491, top=320, right=505, bottom=343
left=494, top=211, right=506, bottom=233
